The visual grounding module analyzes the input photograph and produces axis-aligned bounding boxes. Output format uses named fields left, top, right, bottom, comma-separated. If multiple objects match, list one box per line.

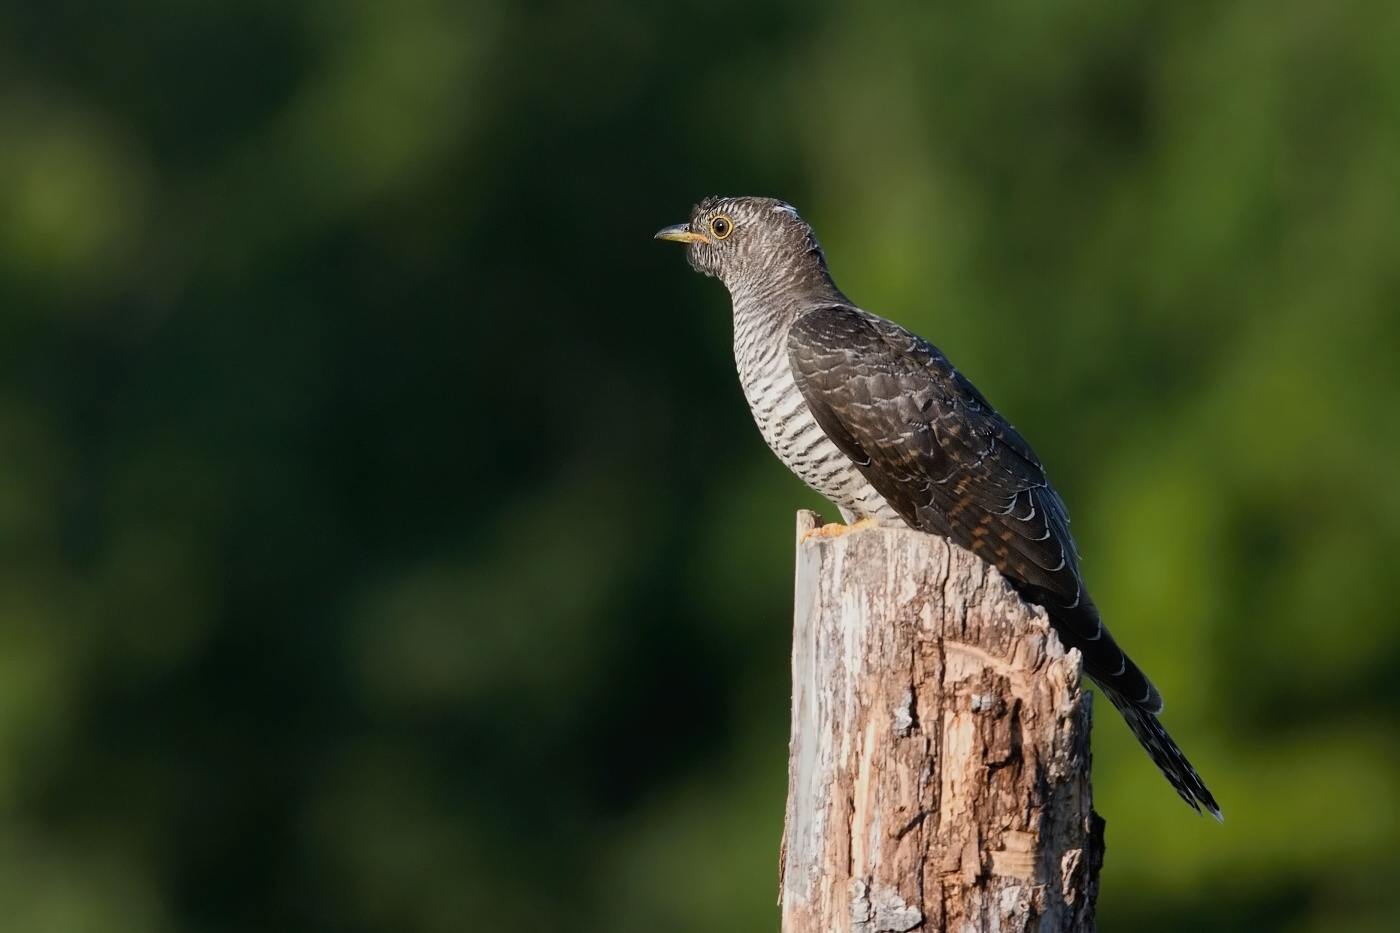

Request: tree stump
left=780, top=511, right=1104, bottom=933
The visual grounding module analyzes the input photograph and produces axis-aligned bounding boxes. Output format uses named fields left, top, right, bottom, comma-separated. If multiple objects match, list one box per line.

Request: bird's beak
left=655, top=224, right=710, bottom=245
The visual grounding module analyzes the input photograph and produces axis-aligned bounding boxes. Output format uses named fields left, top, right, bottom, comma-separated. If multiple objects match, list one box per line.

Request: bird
left=657, top=195, right=1220, bottom=819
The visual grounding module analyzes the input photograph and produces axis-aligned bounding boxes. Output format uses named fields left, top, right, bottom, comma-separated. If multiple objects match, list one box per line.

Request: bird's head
left=655, top=196, right=835, bottom=298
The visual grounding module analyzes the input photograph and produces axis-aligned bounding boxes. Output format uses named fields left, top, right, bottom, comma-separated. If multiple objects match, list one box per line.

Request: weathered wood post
left=781, top=511, right=1104, bottom=933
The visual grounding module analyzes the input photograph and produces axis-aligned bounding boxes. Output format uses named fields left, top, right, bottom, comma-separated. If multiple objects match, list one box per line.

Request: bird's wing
left=787, top=306, right=1079, bottom=601
left=787, top=305, right=1161, bottom=710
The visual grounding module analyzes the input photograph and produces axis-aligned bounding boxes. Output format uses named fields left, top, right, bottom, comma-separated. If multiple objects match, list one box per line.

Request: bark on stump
left=781, top=511, right=1104, bottom=933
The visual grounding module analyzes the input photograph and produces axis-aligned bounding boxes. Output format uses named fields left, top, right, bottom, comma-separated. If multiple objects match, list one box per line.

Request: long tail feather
left=1098, top=683, right=1222, bottom=821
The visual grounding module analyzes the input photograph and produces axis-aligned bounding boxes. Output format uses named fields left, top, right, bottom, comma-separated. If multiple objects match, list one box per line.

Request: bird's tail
left=1097, top=684, right=1222, bottom=821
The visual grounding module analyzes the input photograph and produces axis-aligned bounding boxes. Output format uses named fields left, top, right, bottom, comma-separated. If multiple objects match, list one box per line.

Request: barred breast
left=733, top=312, right=905, bottom=527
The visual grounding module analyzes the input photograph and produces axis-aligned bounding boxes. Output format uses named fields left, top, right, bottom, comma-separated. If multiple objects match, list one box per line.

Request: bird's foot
left=800, top=517, right=878, bottom=542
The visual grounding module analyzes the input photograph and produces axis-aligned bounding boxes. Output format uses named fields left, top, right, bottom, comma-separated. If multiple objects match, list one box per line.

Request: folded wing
left=786, top=305, right=1160, bottom=712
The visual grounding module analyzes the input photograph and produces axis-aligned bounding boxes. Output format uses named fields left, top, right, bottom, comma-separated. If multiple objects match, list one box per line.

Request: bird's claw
left=800, top=517, right=878, bottom=542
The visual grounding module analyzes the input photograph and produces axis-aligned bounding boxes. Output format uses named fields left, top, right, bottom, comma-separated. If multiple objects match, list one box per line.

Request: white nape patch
left=771, top=202, right=799, bottom=217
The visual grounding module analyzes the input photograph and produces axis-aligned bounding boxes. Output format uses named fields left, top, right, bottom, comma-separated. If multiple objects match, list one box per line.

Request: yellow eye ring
left=710, top=215, right=734, bottom=240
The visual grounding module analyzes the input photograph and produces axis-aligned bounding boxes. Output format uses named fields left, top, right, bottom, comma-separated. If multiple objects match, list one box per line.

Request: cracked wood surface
left=781, top=511, right=1103, bottom=933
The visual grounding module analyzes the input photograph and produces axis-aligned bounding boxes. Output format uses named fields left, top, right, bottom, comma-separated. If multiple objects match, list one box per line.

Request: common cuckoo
left=658, top=195, right=1220, bottom=818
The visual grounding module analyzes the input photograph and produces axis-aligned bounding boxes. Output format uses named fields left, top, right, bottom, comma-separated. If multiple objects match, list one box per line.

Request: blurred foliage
left=0, top=0, right=1396, bottom=930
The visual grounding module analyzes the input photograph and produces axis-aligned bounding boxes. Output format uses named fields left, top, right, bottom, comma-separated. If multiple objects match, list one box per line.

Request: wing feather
left=786, top=305, right=1161, bottom=711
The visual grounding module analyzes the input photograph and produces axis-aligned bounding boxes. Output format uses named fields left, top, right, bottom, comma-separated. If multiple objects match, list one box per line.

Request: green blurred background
left=0, top=0, right=1397, bottom=929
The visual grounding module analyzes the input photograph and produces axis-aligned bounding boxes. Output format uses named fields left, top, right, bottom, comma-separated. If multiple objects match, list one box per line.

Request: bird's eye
left=710, top=215, right=734, bottom=240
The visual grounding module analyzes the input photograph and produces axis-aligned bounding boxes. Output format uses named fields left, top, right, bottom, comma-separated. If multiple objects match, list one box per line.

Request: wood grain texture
left=782, top=511, right=1103, bottom=933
